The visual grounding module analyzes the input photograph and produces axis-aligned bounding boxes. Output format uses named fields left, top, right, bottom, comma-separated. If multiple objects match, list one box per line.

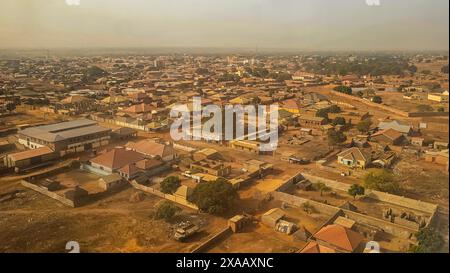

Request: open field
left=0, top=186, right=226, bottom=253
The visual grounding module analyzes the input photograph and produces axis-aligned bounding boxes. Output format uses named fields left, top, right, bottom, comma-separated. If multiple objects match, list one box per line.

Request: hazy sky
left=0, top=0, right=448, bottom=51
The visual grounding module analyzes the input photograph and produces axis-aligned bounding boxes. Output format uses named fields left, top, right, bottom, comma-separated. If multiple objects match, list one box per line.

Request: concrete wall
left=21, top=180, right=75, bottom=207
left=343, top=210, right=416, bottom=239
left=130, top=180, right=198, bottom=210
left=190, top=227, right=232, bottom=253
left=274, top=171, right=305, bottom=192
left=330, top=90, right=449, bottom=118
left=271, top=191, right=340, bottom=216
left=301, top=174, right=438, bottom=215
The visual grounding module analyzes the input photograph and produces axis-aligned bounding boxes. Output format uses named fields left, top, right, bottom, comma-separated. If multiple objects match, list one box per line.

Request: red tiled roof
left=124, top=103, right=154, bottom=114
left=135, top=159, right=162, bottom=170
left=125, top=139, right=172, bottom=158
left=300, top=241, right=337, bottom=253
left=90, top=148, right=144, bottom=170
left=314, top=224, right=364, bottom=252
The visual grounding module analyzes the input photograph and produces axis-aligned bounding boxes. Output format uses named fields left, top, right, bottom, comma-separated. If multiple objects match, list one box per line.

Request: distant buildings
left=427, top=90, right=449, bottom=103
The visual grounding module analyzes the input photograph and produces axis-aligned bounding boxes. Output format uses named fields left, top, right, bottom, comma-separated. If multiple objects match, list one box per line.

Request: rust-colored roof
left=8, top=146, right=54, bottom=162
left=125, top=139, right=173, bottom=158
left=118, top=163, right=140, bottom=176
left=300, top=241, right=337, bottom=253
left=90, top=148, right=144, bottom=170
left=281, top=99, right=299, bottom=110
left=124, top=103, right=154, bottom=114
left=371, top=128, right=403, bottom=141
left=135, top=159, right=163, bottom=170
left=314, top=224, right=364, bottom=252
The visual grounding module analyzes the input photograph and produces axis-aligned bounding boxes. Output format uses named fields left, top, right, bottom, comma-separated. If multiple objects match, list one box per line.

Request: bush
left=327, top=130, right=347, bottom=146
left=348, top=184, right=365, bottom=199
left=154, top=201, right=181, bottom=220
left=332, top=117, right=346, bottom=126
left=312, top=182, right=331, bottom=196
left=189, top=178, right=238, bottom=214
left=363, top=169, right=399, bottom=194
left=333, top=85, right=352, bottom=95
left=409, top=227, right=444, bottom=253
left=356, top=119, right=372, bottom=133
left=160, top=176, right=181, bottom=194
left=328, top=105, right=342, bottom=113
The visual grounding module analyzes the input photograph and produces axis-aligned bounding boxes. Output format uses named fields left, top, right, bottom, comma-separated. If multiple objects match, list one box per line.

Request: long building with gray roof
left=18, top=119, right=111, bottom=156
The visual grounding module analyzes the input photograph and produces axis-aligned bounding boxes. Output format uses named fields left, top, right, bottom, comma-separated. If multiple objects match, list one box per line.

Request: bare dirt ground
left=0, top=186, right=226, bottom=253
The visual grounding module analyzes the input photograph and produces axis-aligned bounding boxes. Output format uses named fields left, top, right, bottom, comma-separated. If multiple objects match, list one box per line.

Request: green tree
left=160, top=176, right=181, bottom=194
left=441, top=65, right=449, bottom=74
left=333, top=85, right=352, bottom=95
left=356, top=119, right=372, bottom=133
left=363, top=169, right=399, bottom=194
left=332, top=117, right=346, bottom=126
left=189, top=178, right=238, bottom=214
left=312, top=182, right=332, bottom=196
left=409, top=227, right=445, bottom=253
left=5, top=102, right=16, bottom=113
left=328, top=105, right=342, bottom=113
left=327, top=130, right=347, bottom=146
left=316, top=108, right=330, bottom=120
left=348, top=184, right=365, bottom=200
left=437, top=107, right=445, bottom=112
left=154, top=201, right=181, bottom=220
left=372, top=96, right=382, bottom=104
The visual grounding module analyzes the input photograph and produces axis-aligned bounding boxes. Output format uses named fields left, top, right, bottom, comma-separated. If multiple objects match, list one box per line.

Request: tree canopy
left=333, top=85, right=352, bottom=95
left=188, top=178, right=238, bottom=214
left=409, top=227, right=444, bottom=253
left=363, top=169, right=399, bottom=194
left=154, top=201, right=181, bottom=220
left=160, top=176, right=181, bottom=194
left=348, top=184, right=365, bottom=199
left=327, top=130, right=347, bottom=146
left=356, top=119, right=372, bottom=133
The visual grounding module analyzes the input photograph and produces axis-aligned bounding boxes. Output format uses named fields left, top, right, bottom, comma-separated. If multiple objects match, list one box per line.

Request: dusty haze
left=0, top=0, right=448, bottom=51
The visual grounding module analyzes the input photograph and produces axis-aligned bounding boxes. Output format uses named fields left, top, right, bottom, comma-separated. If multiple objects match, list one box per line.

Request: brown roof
left=90, top=148, right=144, bottom=170
left=371, top=128, right=403, bottom=141
left=300, top=241, right=337, bottom=253
left=125, top=139, right=173, bottom=158
left=118, top=163, right=140, bottom=176
left=281, top=99, right=299, bottom=110
left=314, top=224, right=364, bottom=252
left=135, top=159, right=163, bottom=170
left=8, top=146, right=54, bottom=162
left=124, top=103, right=154, bottom=114
left=338, top=147, right=370, bottom=162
